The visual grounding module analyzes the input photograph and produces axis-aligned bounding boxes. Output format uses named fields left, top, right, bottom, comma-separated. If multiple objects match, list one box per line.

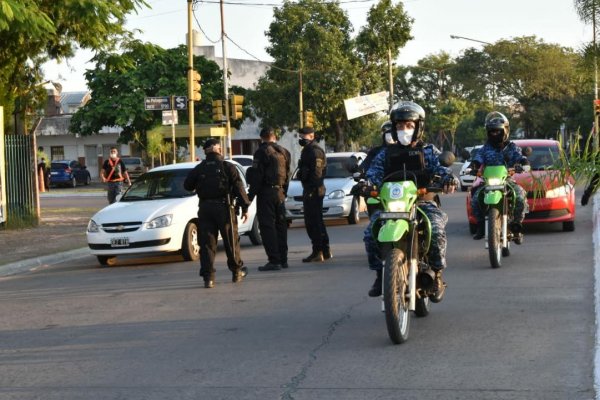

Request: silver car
left=285, top=152, right=367, bottom=225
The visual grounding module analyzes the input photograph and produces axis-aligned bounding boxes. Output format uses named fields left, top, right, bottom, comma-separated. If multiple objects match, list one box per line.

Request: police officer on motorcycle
left=248, top=127, right=291, bottom=271
left=363, top=101, right=456, bottom=298
left=468, top=112, right=529, bottom=241
left=298, top=126, right=332, bottom=262
left=184, top=139, right=251, bottom=288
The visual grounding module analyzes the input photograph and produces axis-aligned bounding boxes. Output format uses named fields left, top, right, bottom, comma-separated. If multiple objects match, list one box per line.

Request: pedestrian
left=183, top=138, right=251, bottom=288
left=297, top=127, right=331, bottom=262
left=100, top=147, right=131, bottom=204
left=247, top=127, right=291, bottom=271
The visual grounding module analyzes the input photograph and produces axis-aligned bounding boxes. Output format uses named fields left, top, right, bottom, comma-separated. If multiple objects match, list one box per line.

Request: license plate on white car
left=111, top=237, right=130, bottom=247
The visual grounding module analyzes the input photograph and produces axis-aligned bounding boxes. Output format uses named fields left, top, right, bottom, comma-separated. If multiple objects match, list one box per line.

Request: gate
left=3, top=134, right=37, bottom=227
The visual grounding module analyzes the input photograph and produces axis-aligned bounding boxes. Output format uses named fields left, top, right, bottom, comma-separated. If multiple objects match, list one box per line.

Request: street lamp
left=450, top=34, right=495, bottom=107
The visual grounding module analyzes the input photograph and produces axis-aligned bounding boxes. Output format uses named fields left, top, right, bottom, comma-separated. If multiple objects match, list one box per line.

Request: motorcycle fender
left=377, top=219, right=409, bottom=243
left=484, top=190, right=503, bottom=205
left=366, top=197, right=380, bottom=205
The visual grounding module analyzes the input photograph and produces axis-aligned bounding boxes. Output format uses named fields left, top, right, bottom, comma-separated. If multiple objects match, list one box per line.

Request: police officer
left=100, top=146, right=131, bottom=204
left=183, top=139, right=251, bottom=288
left=364, top=101, right=456, bottom=300
left=248, top=127, right=291, bottom=271
left=297, top=127, right=331, bottom=262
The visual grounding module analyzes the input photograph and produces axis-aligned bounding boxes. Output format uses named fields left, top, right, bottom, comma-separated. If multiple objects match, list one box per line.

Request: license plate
left=110, top=237, right=130, bottom=247
left=50, top=172, right=58, bottom=175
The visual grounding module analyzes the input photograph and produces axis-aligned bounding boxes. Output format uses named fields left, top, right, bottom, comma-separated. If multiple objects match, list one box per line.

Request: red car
left=466, top=139, right=576, bottom=233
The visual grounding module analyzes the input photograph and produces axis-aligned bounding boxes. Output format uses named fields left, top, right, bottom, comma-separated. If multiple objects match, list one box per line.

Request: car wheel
left=97, top=255, right=117, bottom=267
left=71, top=176, right=77, bottom=188
left=181, top=221, right=200, bottom=261
left=248, top=216, right=262, bottom=245
left=562, top=220, right=575, bottom=232
left=347, top=196, right=360, bottom=225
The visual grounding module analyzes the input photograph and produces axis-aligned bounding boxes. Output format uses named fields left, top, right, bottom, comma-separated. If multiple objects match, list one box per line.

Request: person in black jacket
left=297, top=127, right=331, bottom=262
left=248, top=127, right=291, bottom=271
left=183, top=139, right=251, bottom=288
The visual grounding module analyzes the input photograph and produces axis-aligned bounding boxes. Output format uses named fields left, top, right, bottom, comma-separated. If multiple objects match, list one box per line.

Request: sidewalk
left=0, top=187, right=105, bottom=276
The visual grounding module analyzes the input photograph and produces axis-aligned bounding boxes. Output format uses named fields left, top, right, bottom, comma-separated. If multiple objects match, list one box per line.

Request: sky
left=43, top=0, right=593, bottom=92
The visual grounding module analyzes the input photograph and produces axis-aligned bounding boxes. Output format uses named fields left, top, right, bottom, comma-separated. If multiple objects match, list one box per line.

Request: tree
left=0, top=0, right=149, bottom=133
left=70, top=43, right=225, bottom=146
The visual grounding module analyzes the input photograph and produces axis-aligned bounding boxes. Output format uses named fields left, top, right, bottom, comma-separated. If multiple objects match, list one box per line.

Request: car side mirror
left=438, top=151, right=456, bottom=167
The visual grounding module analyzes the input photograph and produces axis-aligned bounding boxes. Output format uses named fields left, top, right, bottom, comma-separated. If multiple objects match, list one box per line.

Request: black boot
left=368, top=270, right=383, bottom=297
left=323, top=248, right=333, bottom=260
left=430, top=270, right=445, bottom=303
left=472, top=221, right=485, bottom=240
left=302, top=251, right=324, bottom=263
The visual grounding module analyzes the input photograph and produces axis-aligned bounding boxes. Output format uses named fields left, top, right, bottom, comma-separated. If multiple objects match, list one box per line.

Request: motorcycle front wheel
left=487, top=208, right=502, bottom=269
left=384, top=247, right=410, bottom=344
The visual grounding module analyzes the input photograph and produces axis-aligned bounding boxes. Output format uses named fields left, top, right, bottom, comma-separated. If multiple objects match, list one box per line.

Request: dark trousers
left=197, top=201, right=243, bottom=279
left=107, top=181, right=123, bottom=204
left=303, top=193, right=329, bottom=253
left=257, top=188, right=288, bottom=264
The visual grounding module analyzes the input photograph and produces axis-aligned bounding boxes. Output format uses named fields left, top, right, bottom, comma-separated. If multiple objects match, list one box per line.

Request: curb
left=0, top=247, right=90, bottom=277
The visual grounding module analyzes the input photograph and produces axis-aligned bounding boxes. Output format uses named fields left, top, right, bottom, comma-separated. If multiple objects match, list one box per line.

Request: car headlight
left=328, top=190, right=346, bottom=199
left=460, top=168, right=471, bottom=176
left=545, top=185, right=570, bottom=199
left=145, top=214, right=173, bottom=229
left=87, top=219, right=99, bottom=233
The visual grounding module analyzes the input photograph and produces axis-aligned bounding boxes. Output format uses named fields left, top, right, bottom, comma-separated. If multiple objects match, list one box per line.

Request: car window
left=122, top=158, right=142, bottom=166
left=525, top=145, right=560, bottom=170
left=121, top=169, right=194, bottom=200
left=233, top=157, right=253, bottom=166
left=51, top=162, right=67, bottom=170
left=325, top=157, right=352, bottom=178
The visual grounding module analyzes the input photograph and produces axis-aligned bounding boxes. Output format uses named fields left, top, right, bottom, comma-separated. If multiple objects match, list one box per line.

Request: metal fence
left=3, top=134, right=37, bottom=227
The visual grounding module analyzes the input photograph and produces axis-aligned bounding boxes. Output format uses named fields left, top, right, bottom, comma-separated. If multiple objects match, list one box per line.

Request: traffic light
left=304, top=111, right=314, bottom=127
left=190, top=70, right=202, bottom=101
left=594, top=99, right=600, bottom=116
left=229, top=95, right=244, bottom=120
left=212, top=100, right=225, bottom=123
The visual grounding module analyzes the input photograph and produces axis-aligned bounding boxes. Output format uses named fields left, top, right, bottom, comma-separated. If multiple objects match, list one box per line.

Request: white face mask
left=397, top=129, right=414, bottom=145
left=384, top=132, right=396, bottom=145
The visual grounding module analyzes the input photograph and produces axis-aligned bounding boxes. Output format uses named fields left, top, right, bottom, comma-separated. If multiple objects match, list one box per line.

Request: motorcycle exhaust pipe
left=417, top=269, right=436, bottom=292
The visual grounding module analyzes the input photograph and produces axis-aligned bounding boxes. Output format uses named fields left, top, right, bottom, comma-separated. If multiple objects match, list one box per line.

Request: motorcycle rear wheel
left=487, top=208, right=502, bottom=268
left=384, top=247, right=410, bottom=344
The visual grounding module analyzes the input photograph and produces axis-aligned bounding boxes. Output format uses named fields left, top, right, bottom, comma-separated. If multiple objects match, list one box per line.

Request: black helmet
left=484, top=111, right=509, bottom=145
left=389, top=101, right=425, bottom=143
left=380, top=121, right=392, bottom=133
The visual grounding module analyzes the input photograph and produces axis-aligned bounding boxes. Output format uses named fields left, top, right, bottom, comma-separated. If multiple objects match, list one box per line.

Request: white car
left=86, top=161, right=261, bottom=266
left=459, top=145, right=483, bottom=191
left=285, top=152, right=367, bottom=225
left=232, top=155, right=254, bottom=172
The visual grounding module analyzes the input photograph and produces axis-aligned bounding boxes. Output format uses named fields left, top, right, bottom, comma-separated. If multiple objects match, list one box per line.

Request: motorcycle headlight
left=487, top=178, right=503, bottom=186
left=145, top=214, right=173, bottom=229
left=87, top=219, right=99, bottom=233
left=545, top=185, right=570, bottom=199
left=328, top=190, right=345, bottom=199
left=387, top=201, right=406, bottom=212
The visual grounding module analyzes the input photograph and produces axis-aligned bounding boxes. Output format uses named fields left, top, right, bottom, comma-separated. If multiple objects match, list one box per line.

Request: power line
left=192, top=9, right=220, bottom=44
left=198, top=0, right=375, bottom=7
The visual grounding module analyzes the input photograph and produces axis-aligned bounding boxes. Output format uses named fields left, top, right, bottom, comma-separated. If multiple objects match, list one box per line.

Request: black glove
left=350, top=181, right=365, bottom=196
left=514, top=164, right=524, bottom=173
left=469, top=161, right=481, bottom=176
left=581, top=190, right=592, bottom=206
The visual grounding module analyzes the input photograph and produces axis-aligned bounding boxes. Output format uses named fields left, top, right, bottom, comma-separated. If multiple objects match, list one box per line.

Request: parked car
left=232, top=155, right=254, bottom=172
left=50, top=160, right=91, bottom=188
left=86, top=161, right=261, bottom=266
left=121, top=157, right=147, bottom=180
left=285, top=152, right=367, bottom=225
left=458, top=145, right=483, bottom=191
left=466, top=139, right=575, bottom=233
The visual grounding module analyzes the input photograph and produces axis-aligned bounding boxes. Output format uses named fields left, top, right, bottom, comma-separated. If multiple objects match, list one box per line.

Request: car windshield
left=122, top=158, right=141, bottom=166
left=325, top=157, right=352, bottom=178
left=121, top=169, right=194, bottom=201
left=524, top=145, right=560, bottom=170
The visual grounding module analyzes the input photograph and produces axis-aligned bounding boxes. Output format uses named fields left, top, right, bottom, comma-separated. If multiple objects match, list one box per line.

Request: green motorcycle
left=366, top=152, right=454, bottom=344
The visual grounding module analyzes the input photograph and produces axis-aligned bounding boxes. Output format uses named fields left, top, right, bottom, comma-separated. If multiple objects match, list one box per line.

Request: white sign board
left=162, top=110, right=178, bottom=125
left=344, top=91, right=389, bottom=120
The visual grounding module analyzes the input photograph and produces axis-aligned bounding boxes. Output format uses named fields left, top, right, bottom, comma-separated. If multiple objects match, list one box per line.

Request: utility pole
left=594, top=3, right=599, bottom=151
left=299, top=68, right=304, bottom=129
left=187, top=0, right=196, bottom=161
left=220, top=0, right=232, bottom=159
left=387, top=48, right=394, bottom=110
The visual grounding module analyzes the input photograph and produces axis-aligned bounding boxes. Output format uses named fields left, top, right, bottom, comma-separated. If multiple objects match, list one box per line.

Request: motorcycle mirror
left=438, top=151, right=456, bottom=167
left=345, top=156, right=360, bottom=173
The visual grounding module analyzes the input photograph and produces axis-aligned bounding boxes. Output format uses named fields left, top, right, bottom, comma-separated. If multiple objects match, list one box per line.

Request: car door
left=71, top=161, right=83, bottom=182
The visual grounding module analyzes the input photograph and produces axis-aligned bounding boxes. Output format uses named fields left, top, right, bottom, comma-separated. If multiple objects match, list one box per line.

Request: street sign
left=162, top=110, right=178, bottom=125
left=344, top=91, right=389, bottom=120
left=144, top=96, right=171, bottom=111
left=174, top=96, right=187, bottom=110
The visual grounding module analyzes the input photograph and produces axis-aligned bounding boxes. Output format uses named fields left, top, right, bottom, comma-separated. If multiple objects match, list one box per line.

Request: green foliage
left=70, top=43, right=224, bottom=143
left=0, top=0, right=149, bottom=133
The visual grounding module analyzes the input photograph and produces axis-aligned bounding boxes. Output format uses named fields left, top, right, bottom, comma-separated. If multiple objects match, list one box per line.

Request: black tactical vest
left=384, top=145, right=431, bottom=188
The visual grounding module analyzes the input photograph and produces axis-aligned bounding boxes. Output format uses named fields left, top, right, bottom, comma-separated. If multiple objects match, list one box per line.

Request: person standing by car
left=297, top=127, right=331, bottom=262
left=248, top=127, right=291, bottom=271
left=100, top=147, right=131, bottom=204
left=184, top=138, right=251, bottom=288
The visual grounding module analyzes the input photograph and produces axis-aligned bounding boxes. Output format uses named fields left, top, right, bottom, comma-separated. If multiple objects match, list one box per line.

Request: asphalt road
left=0, top=191, right=595, bottom=400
